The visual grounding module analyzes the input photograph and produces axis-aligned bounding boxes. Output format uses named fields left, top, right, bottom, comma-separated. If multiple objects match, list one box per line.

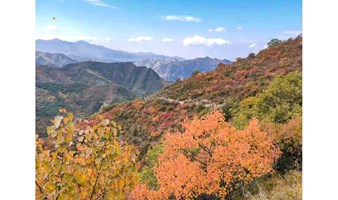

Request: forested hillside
left=36, top=61, right=166, bottom=136
left=36, top=36, right=302, bottom=199
left=81, top=36, right=302, bottom=152
left=160, top=37, right=301, bottom=102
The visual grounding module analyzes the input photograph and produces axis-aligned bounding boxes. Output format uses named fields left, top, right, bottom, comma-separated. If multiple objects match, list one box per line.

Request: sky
left=36, top=0, right=302, bottom=60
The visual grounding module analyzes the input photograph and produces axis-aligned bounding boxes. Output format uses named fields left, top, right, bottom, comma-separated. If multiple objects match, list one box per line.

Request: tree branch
left=35, top=181, right=44, bottom=194
left=90, top=142, right=106, bottom=200
left=198, top=143, right=213, bottom=157
left=95, top=190, right=106, bottom=200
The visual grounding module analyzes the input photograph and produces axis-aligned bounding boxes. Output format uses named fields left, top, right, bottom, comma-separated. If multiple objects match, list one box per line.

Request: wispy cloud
left=46, top=25, right=58, bottom=31
left=183, top=35, right=229, bottom=47
left=208, top=27, right=226, bottom=32
left=249, top=43, right=256, bottom=48
left=128, top=36, right=152, bottom=42
left=83, top=0, right=119, bottom=9
left=161, top=38, right=175, bottom=42
left=103, top=37, right=114, bottom=42
left=237, top=26, right=243, bottom=30
left=164, top=15, right=201, bottom=23
left=283, top=30, right=302, bottom=36
left=276, top=30, right=302, bottom=40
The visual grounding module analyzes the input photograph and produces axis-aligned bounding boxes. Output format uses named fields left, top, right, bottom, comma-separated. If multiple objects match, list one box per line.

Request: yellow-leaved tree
left=36, top=110, right=139, bottom=200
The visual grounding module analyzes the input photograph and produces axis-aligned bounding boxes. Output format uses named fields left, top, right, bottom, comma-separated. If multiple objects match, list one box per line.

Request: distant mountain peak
left=134, top=57, right=231, bottom=81
left=36, top=51, right=77, bottom=68
left=50, top=38, right=63, bottom=41
left=36, top=38, right=182, bottom=62
left=75, top=40, right=91, bottom=45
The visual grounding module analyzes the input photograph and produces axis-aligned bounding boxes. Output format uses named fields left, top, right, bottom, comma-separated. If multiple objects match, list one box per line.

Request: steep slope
left=36, top=61, right=165, bottom=136
left=62, top=61, right=164, bottom=96
left=36, top=51, right=77, bottom=68
left=77, top=36, right=302, bottom=156
left=160, top=37, right=302, bottom=103
left=36, top=39, right=183, bottom=62
left=134, top=57, right=231, bottom=81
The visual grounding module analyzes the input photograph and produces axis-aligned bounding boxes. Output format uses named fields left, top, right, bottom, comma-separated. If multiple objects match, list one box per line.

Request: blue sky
left=36, top=0, right=302, bottom=60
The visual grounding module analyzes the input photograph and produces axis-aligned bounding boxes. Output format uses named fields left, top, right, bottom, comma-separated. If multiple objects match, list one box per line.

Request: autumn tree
left=36, top=110, right=139, bottom=200
left=130, top=111, right=280, bottom=199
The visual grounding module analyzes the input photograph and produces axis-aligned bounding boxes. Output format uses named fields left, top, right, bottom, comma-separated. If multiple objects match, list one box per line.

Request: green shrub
left=231, top=71, right=302, bottom=128
left=140, top=144, right=164, bottom=189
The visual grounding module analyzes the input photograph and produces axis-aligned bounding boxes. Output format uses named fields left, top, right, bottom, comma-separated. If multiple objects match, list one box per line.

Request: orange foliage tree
left=129, top=111, right=281, bottom=199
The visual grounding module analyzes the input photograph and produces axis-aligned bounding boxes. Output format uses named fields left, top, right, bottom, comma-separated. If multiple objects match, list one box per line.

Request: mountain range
left=135, top=57, right=231, bottom=81
left=36, top=39, right=184, bottom=62
left=36, top=39, right=231, bottom=81
left=75, top=36, right=302, bottom=154
left=35, top=39, right=232, bottom=134
left=36, top=61, right=166, bottom=135
left=36, top=51, right=77, bottom=68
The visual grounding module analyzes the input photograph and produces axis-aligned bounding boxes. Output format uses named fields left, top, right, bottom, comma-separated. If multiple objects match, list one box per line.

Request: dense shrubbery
left=260, top=116, right=302, bottom=172
left=162, top=36, right=302, bottom=103
left=247, top=170, right=302, bottom=200
left=231, top=71, right=302, bottom=129
left=230, top=71, right=302, bottom=173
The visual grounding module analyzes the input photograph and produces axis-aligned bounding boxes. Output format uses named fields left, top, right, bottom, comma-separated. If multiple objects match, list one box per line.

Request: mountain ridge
left=36, top=39, right=232, bottom=82
left=36, top=38, right=185, bottom=62
left=135, top=57, right=231, bottom=81
left=36, top=61, right=166, bottom=136
left=36, top=51, right=77, bottom=68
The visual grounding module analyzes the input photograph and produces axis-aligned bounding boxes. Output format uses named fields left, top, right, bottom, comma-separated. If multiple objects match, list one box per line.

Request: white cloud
left=161, top=38, right=175, bottom=42
left=164, top=15, right=201, bottom=23
left=214, top=27, right=225, bottom=32
left=128, top=36, right=152, bottom=42
left=46, top=25, right=58, bottom=31
left=183, top=35, right=229, bottom=47
left=249, top=43, right=256, bottom=48
left=237, top=26, right=243, bottom=30
left=83, top=0, right=119, bottom=8
left=208, top=27, right=225, bottom=32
